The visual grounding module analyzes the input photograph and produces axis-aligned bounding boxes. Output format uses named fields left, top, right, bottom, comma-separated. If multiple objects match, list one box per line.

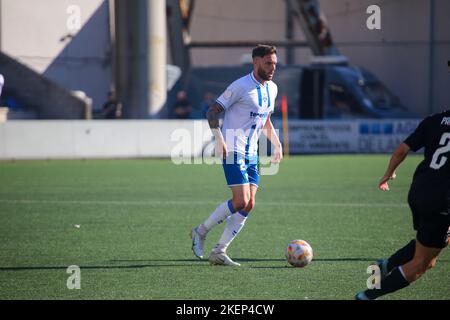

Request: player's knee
left=233, top=198, right=249, bottom=211
left=411, top=257, right=431, bottom=275
left=243, top=198, right=255, bottom=213
left=407, top=266, right=426, bottom=282
left=418, top=262, right=430, bottom=274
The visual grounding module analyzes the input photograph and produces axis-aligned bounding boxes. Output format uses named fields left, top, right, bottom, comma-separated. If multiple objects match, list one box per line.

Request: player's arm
left=206, top=102, right=227, bottom=156
left=263, top=113, right=283, bottom=163
left=379, top=142, right=410, bottom=191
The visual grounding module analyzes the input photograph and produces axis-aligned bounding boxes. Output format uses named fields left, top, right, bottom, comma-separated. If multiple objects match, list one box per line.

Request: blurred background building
left=0, top=0, right=448, bottom=119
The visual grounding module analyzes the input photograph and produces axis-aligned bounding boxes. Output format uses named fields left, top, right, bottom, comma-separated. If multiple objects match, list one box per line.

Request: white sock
left=199, top=200, right=236, bottom=236
left=214, top=211, right=248, bottom=253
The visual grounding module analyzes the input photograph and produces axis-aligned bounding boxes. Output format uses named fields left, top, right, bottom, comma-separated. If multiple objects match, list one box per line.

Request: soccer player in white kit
left=191, top=45, right=283, bottom=266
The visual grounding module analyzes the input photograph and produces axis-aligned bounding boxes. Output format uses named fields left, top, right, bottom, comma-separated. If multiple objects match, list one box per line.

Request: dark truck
left=168, top=56, right=416, bottom=120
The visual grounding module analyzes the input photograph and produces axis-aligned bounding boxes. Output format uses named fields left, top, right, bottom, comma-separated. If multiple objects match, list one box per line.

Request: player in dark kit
left=356, top=110, right=450, bottom=300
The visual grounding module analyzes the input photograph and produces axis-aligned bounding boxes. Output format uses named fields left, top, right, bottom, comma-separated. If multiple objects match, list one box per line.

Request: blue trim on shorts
left=222, top=152, right=260, bottom=187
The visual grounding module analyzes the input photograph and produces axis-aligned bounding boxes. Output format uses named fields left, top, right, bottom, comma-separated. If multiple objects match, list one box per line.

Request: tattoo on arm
left=206, top=102, right=224, bottom=129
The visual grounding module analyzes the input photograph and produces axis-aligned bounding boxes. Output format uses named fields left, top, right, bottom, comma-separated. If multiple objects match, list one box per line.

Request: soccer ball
left=285, top=239, right=313, bottom=268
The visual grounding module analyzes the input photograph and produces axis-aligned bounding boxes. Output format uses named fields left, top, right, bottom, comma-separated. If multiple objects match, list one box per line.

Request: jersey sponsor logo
left=250, top=111, right=269, bottom=118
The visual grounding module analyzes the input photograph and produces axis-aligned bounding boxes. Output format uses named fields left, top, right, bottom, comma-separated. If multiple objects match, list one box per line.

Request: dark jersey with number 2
left=404, top=110, right=450, bottom=183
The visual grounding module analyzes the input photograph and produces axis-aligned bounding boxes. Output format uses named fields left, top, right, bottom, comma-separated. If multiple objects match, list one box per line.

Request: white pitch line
left=0, top=198, right=408, bottom=208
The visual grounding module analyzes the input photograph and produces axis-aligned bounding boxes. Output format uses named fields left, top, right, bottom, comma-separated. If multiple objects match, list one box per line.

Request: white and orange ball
left=285, top=239, right=313, bottom=268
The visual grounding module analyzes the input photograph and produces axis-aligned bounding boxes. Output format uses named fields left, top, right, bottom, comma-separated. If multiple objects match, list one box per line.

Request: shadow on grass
left=111, top=257, right=391, bottom=263
left=0, top=259, right=207, bottom=271
left=1, top=258, right=448, bottom=271
left=233, top=258, right=379, bottom=262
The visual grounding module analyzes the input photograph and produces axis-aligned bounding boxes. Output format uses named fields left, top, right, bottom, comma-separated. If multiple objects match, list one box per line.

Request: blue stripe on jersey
left=266, top=83, right=271, bottom=108
left=256, top=86, right=262, bottom=107
left=245, top=124, right=257, bottom=158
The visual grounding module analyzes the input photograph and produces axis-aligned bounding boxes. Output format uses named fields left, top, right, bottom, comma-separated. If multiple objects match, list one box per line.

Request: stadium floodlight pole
left=108, top=0, right=118, bottom=100
left=285, top=0, right=295, bottom=65
left=148, top=0, right=167, bottom=118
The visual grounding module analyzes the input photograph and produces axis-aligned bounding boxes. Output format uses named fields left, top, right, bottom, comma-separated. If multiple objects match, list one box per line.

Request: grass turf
left=0, top=155, right=448, bottom=300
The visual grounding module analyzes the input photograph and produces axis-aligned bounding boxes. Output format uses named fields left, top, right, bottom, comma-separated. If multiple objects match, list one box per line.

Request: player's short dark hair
left=252, top=44, right=277, bottom=58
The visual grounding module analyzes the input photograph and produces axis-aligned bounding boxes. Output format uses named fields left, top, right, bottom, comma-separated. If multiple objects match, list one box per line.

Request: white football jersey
left=0, top=74, right=4, bottom=97
left=216, top=72, right=278, bottom=157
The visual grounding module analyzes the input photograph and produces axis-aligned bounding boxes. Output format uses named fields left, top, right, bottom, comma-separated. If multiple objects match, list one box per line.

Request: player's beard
left=257, top=67, right=272, bottom=81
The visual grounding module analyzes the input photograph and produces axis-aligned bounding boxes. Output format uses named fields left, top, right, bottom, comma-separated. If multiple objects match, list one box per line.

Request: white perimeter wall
left=0, top=120, right=213, bottom=160
left=0, top=119, right=420, bottom=160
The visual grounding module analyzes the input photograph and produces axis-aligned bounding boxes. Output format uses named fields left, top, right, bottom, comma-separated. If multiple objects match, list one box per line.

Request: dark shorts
left=408, top=178, right=450, bottom=249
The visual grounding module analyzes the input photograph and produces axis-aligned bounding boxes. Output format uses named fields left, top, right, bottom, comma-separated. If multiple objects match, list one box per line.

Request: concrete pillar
left=114, top=0, right=149, bottom=119
left=148, top=0, right=167, bottom=118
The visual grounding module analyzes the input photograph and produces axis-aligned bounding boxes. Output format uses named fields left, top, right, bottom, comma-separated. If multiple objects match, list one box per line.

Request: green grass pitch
left=0, top=155, right=448, bottom=300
